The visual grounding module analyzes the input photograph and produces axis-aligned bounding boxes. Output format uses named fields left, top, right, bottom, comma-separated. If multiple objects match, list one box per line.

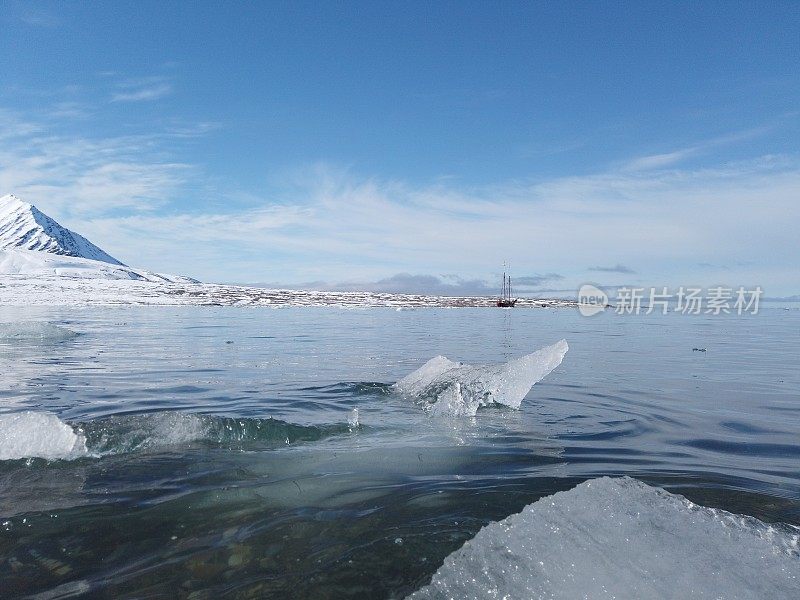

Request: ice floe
left=409, top=476, right=800, bottom=600
left=0, top=412, right=88, bottom=461
left=394, top=339, right=568, bottom=416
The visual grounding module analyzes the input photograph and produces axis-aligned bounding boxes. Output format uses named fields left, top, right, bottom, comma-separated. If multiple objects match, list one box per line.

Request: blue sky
left=1, top=1, right=798, bottom=295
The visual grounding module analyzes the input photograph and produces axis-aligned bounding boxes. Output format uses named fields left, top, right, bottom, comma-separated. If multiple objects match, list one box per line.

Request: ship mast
left=502, top=262, right=512, bottom=301
left=497, top=262, right=516, bottom=306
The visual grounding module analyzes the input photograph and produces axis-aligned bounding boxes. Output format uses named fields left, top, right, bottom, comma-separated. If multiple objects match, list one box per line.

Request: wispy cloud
left=46, top=101, right=91, bottom=120
left=514, top=273, right=565, bottom=287
left=623, top=149, right=696, bottom=171
left=13, top=4, right=60, bottom=28
left=0, top=108, right=43, bottom=141
left=588, top=264, right=636, bottom=274
left=622, top=123, right=779, bottom=171
left=0, top=108, right=193, bottom=215
left=111, top=77, right=173, bottom=103
left=335, top=273, right=496, bottom=296
left=111, top=83, right=172, bottom=103
left=250, top=273, right=509, bottom=296
left=76, top=155, right=800, bottom=291
left=87, top=204, right=311, bottom=244
left=2, top=99, right=798, bottom=293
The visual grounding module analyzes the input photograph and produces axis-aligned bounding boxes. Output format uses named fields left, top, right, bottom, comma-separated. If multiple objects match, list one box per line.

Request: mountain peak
left=0, top=194, right=124, bottom=265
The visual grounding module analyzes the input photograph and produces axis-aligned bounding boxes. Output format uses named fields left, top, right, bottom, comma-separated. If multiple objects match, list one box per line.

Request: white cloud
left=0, top=108, right=197, bottom=224
left=623, top=148, right=696, bottom=171
left=111, top=83, right=172, bottom=103
left=0, top=109, right=43, bottom=141
left=72, top=156, right=800, bottom=295
left=621, top=123, right=779, bottom=172
left=110, top=77, right=173, bottom=103
left=270, top=273, right=499, bottom=296
left=588, top=264, right=636, bottom=274
left=1, top=101, right=798, bottom=293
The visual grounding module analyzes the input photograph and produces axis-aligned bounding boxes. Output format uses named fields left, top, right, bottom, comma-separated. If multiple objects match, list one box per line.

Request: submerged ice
left=410, top=477, right=800, bottom=600
left=0, top=321, right=77, bottom=342
left=0, top=410, right=357, bottom=461
left=394, top=339, right=568, bottom=416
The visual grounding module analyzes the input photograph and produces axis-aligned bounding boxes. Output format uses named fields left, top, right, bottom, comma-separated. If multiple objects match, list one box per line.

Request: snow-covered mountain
left=0, top=194, right=197, bottom=283
left=0, top=194, right=123, bottom=264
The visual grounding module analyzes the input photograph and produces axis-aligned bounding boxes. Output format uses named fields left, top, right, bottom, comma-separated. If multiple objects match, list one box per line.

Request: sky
left=0, top=0, right=798, bottom=296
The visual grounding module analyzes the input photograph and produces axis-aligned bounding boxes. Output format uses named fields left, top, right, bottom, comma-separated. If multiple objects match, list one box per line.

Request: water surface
left=0, top=306, right=798, bottom=598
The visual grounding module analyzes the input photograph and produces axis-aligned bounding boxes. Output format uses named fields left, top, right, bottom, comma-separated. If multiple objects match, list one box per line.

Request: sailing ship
left=496, top=269, right=517, bottom=307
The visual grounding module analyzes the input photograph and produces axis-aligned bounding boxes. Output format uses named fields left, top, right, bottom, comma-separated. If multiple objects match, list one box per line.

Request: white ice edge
left=394, top=339, right=568, bottom=416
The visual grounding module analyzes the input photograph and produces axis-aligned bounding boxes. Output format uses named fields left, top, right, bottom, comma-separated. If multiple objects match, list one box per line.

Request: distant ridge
left=0, top=194, right=123, bottom=264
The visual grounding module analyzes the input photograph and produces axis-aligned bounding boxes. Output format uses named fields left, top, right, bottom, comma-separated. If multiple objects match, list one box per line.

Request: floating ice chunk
left=0, top=412, right=88, bottom=460
left=396, top=355, right=464, bottom=395
left=348, top=407, right=360, bottom=430
left=409, top=477, right=800, bottom=600
left=0, top=321, right=77, bottom=342
left=394, top=340, right=568, bottom=416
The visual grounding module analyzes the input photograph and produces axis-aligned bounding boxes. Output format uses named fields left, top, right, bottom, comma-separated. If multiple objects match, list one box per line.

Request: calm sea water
left=0, top=305, right=798, bottom=598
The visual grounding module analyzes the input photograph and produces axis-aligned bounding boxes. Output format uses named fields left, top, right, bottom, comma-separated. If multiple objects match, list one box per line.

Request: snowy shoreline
left=0, top=197, right=580, bottom=310
left=0, top=275, right=579, bottom=308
